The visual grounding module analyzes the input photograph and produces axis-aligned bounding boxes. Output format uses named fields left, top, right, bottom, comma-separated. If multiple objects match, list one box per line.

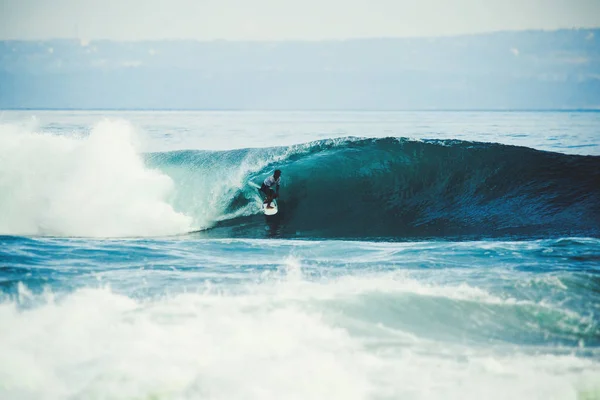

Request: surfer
left=260, top=169, right=281, bottom=209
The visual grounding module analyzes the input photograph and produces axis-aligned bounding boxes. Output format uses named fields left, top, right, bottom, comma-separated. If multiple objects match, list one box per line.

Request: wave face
left=150, top=137, right=600, bottom=240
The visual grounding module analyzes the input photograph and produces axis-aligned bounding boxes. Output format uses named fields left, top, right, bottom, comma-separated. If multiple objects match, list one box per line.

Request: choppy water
left=1, top=110, right=599, bottom=399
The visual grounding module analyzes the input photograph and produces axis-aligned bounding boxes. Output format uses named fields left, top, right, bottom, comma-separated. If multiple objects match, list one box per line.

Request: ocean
left=0, top=110, right=599, bottom=399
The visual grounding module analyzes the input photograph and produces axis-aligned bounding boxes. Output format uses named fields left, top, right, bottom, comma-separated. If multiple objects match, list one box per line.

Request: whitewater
left=0, top=110, right=599, bottom=400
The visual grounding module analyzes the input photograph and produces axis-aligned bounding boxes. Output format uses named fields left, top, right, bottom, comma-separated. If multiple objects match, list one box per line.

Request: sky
left=1, top=0, right=600, bottom=41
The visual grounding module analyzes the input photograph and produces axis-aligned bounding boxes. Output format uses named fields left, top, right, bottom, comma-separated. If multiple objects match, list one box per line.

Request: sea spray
left=0, top=120, right=191, bottom=237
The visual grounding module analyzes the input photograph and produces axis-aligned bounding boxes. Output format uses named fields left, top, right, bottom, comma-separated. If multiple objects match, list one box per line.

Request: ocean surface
left=0, top=110, right=599, bottom=399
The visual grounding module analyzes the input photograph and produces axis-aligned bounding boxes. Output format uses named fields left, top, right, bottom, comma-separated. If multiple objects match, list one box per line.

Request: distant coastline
left=1, top=29, right=599, bottom=110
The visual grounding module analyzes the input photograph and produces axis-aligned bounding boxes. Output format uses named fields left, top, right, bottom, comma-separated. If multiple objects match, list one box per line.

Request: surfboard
left=262, top=199, right=278, bottom=216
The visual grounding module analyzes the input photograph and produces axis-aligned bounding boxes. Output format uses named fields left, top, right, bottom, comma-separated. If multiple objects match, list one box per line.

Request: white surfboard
left=262, top=199, right=278, bottom=216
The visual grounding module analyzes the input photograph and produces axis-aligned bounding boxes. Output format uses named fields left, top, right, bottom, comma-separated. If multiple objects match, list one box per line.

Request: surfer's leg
left=259, top=184, right=269, bottom=202
left=266, top=188, right=275, bottom=207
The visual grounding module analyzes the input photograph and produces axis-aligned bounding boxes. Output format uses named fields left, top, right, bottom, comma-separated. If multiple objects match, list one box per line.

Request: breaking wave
left=1, top=119, right=598, bottom=239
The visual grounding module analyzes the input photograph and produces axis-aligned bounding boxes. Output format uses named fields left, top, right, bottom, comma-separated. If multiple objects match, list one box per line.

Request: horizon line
left=1, top=27, right=599, bottom=44
left=2, top=108, right=600, bottom=113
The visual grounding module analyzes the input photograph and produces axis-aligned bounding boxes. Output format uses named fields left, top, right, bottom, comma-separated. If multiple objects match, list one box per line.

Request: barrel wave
left=149, top=137, right=600, bottom=240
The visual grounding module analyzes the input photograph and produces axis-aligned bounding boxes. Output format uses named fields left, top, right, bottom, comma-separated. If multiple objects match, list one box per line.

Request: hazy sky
left=1, top=0, right=599, bottom=40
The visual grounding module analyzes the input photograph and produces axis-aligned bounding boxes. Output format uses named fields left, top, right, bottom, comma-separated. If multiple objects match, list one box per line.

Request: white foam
left=0, top=120, right=192, bottom=237
left=0, top=287, right=371, bottom=400
left=0, top=284, right=598, bottom=400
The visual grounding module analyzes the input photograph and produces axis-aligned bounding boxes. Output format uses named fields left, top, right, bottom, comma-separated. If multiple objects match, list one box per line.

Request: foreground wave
left=1, top=236, right=599, bottom=399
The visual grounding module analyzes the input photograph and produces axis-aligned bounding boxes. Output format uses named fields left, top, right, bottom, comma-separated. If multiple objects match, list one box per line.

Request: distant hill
left=1, top=29, right=599, bottom=110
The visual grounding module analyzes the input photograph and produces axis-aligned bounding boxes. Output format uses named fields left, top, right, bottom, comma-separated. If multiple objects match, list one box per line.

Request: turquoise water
left=0, top=111, right=599, bottom=399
